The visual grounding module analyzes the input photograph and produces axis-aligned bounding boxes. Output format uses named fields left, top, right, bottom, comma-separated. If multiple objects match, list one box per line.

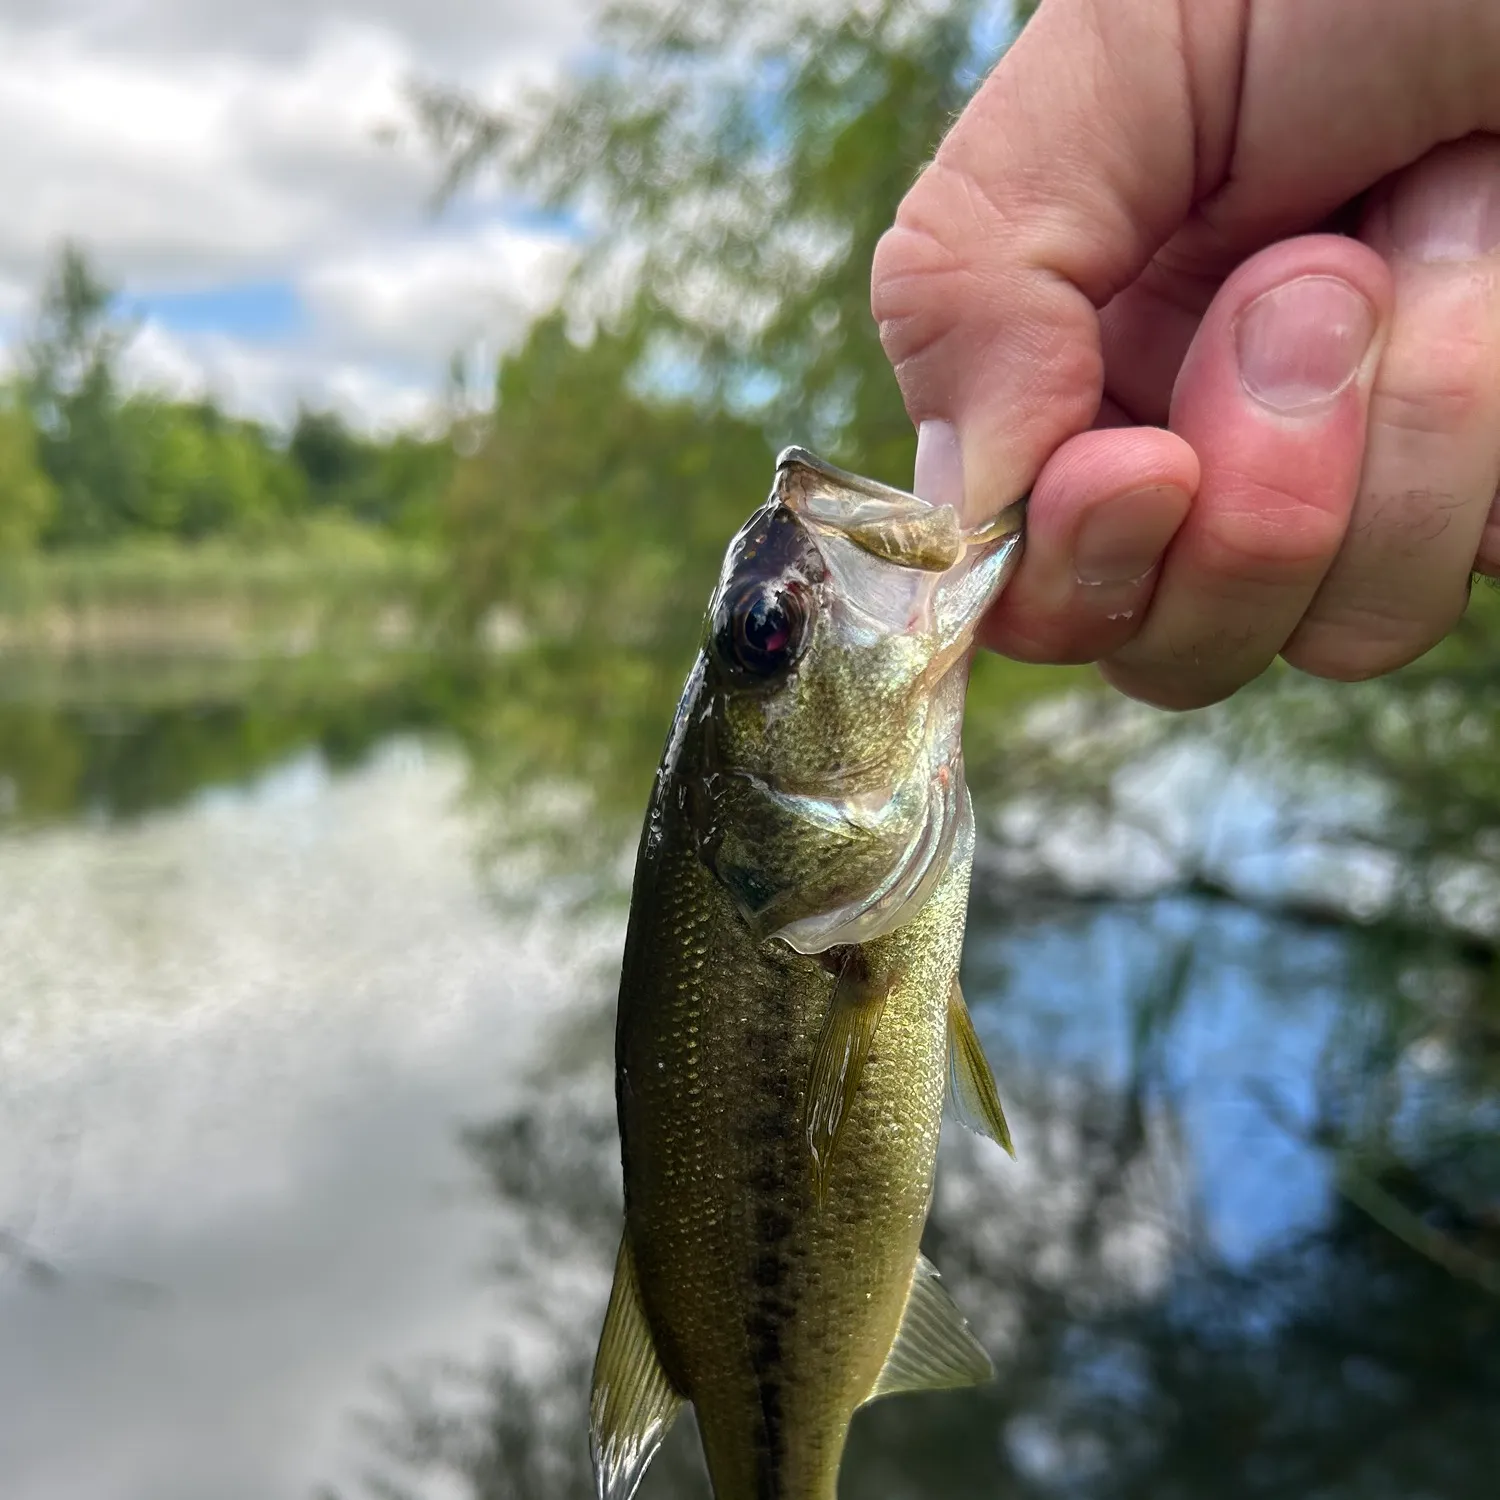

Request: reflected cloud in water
left=0, top=741, right=616, bottom=1500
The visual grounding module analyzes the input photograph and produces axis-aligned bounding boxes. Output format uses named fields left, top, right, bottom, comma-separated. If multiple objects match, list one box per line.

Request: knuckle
left=1377, top=352, right=1494, bottom=441
left=872, top=175, right=1106, bottom=450
left=870, top=163, right=986, bottom=354
left=1196, top=478, right=1349, bottom=591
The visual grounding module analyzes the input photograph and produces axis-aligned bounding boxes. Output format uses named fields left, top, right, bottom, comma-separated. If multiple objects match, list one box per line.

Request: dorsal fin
left=869, top=1253, right=994, bottom=1401
left=590, top=1234, right=684, bottom=1500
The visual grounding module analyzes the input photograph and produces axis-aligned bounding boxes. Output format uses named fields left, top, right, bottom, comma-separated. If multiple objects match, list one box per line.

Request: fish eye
left=723, top=581, right=809, bottom=678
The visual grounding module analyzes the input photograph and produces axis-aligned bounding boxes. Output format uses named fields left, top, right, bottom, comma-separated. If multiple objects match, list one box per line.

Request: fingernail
left=1075, top=485, right=1187, bottom=586
left=914, top=419, right=964, bottom=512
left=1235, top=276, right=1377, bottom=416
left=1387, top=153, right=1500, bottom=263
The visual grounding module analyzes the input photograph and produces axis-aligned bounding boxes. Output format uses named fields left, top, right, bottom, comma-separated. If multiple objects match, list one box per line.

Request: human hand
left=872, top=0, right=1500, bottom=708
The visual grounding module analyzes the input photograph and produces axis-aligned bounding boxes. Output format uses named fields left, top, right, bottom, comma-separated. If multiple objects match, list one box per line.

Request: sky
left=0, top=0, right=595, bottom=432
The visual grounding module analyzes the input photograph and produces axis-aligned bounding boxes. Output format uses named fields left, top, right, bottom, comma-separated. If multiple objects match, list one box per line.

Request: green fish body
left=591, top=449, right=1023, bottom=1500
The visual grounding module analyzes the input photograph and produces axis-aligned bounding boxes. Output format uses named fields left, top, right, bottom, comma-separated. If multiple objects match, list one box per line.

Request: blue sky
left=127, top=282, right=306, bottom=342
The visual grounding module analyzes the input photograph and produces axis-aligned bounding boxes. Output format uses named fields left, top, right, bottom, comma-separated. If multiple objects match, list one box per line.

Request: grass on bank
left=0, top=519, right=442, bottom=658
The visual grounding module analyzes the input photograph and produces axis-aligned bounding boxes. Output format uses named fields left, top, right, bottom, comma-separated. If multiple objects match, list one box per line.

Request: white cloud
left=125, top=318, right=440, bottom=433
left=114, top=220, right=576, bottom=432
left=0, top=0, right=598, bottom=427
left=301, top=223, right=574, bottom=366
left=1, top=0, right=591, bottom=72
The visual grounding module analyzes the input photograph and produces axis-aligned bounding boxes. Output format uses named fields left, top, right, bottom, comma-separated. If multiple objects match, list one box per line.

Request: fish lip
left=773, top=446, right=1030, bottom=536
left=774, top=446, right=927, bottom=507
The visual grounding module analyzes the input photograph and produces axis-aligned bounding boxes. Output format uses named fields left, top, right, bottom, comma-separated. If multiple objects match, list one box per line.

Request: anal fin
left=869, top=1253, right=994, bottom=1401
left=803, top=949, right=892, bottom=1199
left=947, top=979, right=1016, bottom=1158
left=590, top=1234, right=684, bottom=1500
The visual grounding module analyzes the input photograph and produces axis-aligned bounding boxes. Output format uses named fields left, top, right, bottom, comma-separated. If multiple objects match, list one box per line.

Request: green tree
left=443, top=313, right=768, bottom=644
left=6, top=245, right=452, bottom=552
left=289, top=407, right=372, bottom=504
left=127, top=398, right=307, bottom=539
left=23, top=242, right=146, bottom=546
left=421, top=0, right=1018, bottom=623
left=288, top=406, right=450, bottom=532
left=371, top=432, right=455, bottom=537
left=0, top=396, right=57, bottom=554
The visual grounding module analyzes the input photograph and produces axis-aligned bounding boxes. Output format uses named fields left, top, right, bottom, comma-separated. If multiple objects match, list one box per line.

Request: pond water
left=1, top=665, right=1497, bottom=1500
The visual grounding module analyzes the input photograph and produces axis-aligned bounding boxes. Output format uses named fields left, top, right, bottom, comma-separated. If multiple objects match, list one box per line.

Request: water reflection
left=0, top=655, right=449, bottom=828
left=3, top=656, right=1497, bottom=1500
left=343, top=885, right=1500, bottom=1500
left=0, top=739, right=616, bottom=1500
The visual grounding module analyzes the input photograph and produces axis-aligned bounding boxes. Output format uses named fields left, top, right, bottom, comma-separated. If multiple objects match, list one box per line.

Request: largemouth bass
left=591, top=448, right=1024, bottom=1500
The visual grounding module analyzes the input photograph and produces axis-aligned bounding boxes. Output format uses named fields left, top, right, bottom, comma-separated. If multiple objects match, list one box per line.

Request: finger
left=1282, top=136, right=1500, bottom=679
left=873, top=0, right=1500, bottom=525
left=1101, top=237, right=1393, bottom=710
left=1480, top=492, right=1500, bottom=577
left=1099, top=8, right=1500, bottom=426
left=873, top=0, right=1223, bottom=519
left=978, top=427, right=1197, bottom=665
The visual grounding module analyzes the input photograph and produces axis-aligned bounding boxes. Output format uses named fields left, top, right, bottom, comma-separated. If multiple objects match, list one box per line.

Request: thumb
left=871, top=0, right=1227, bottom=519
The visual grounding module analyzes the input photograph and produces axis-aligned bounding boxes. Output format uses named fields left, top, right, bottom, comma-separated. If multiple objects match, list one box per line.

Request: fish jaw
left=774, top=444, right=1025, bottom=654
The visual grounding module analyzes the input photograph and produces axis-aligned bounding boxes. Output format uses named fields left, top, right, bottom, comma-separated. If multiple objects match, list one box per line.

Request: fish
left=590, top=446, right=1025, bottom=1500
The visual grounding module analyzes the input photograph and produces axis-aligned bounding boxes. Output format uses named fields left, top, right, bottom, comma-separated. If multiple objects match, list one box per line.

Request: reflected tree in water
left=333, top=902, right=1500, bottom=1500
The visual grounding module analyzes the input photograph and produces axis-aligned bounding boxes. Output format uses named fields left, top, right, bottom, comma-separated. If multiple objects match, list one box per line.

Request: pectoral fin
left=590, top=1234, right=683, bottom=1500
left=947, top=980, right=1015, bottom=1159
left=869, top=1253, right=994, bottom=1401
left=804, top=951, right=891, bottom=1199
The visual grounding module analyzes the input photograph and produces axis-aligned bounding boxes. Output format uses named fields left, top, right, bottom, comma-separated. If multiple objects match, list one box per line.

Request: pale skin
left=872, top=0, right=1500, bottom=710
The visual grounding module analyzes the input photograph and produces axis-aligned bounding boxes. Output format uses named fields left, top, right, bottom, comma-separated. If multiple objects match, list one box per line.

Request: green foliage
left=443, top=313, right=771, bottom=646
left=7, top=242, right=452, bottom=553
left=289, top=407, right=454, bottom=535
left=126, top=398, right=307, bottom=540
left=420, top=0, right=1004, bottom=480
left=24, top=242, right=146, bottom=545
left=0, top=397, right=57, bottom=554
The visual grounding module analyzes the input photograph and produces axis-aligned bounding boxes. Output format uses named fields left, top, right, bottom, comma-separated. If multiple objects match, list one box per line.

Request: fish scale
left=590, top=450, right=1024, bottom=1500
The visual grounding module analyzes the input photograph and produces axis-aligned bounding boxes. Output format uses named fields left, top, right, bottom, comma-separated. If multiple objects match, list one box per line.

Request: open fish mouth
left=773, top=447, right=1025, bottom=659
